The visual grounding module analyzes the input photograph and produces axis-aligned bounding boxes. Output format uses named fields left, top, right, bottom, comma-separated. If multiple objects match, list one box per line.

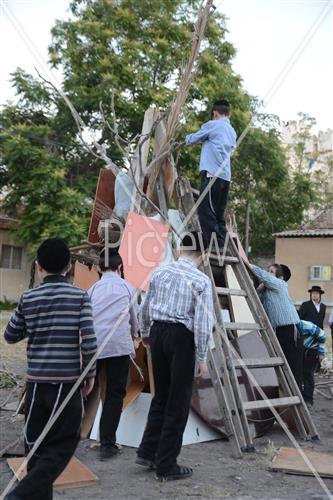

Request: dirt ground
left=1, top=314, right=332, bottom=500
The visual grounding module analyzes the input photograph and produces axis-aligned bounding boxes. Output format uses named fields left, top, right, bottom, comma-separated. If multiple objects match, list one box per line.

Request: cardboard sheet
left=7, top=457, right=97, bottom=489
left=73, top=261, right=99, bottom=290
left=119, top=211, right=169, bottom=290
left=269, top=447, right=333, bottom=478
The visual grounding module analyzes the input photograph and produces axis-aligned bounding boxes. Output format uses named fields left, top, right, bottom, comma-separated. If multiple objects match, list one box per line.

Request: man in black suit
left=299, top=285, right=326, bottom=406
left=299, top=286, right=326, bottom=329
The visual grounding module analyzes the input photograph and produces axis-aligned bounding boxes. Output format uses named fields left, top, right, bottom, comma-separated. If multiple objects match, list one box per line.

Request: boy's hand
left=197, top=362, right=208, bottom=378
left=82, top=377, right=95, bottom=397
left=318, top=354, right=325, bottom=364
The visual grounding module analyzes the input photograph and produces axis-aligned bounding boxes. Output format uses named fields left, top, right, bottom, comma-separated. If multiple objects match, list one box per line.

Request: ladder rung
left=233, top=357, right=284, bottom=369
left=209, top=254, right=239, bottom=264
left=224, top=322, right=261, bottom=330
left=243, top=396, right=301, bottom=411
left=216, top=287, right=247, bottom=297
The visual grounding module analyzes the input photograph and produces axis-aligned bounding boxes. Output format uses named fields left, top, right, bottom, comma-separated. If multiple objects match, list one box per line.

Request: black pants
left=11, top=382, right=82, bottom=500
left=276, top=324, right=303, bottom=390
left=198, top=171, right=230, bottom=248
left=97, top=355, right=130, bottom=446
left=138, top=322, right=195, bottom=474
left=303, top=349, right=318, bottom=405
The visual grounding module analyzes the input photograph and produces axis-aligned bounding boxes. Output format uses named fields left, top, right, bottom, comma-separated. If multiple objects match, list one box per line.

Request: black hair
left=212, top=99, right=230, bottom=117
left=99, top=248, right=123, bottom=274
left=268, top=263, right=284, bottom=279
left=36, top=238, right=71, bottom=274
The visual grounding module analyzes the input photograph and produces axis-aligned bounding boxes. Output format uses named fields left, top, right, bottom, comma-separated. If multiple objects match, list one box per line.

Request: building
left=275, top=208, right=333, bottom=321
left=0, top=214, right=32, bottom=303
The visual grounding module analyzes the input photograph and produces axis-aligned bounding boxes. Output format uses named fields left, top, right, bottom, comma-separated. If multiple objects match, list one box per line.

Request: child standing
left=297, top=319, right=326, bottom=406
left=4, top=238, right=97, bottom=500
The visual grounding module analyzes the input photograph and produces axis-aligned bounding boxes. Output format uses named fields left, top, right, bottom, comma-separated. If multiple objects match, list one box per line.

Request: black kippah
left=213, top=99, right=230, bottom=107
left=181, top=232, right=206, bottom=252
left=37, top=238, right=71, bottom=274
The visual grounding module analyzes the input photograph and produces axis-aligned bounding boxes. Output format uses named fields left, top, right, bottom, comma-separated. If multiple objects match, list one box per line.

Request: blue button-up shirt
left=88, top=272, right=139, bottom=359
left=140, top=257, right=214, bottom=363
left=252, top=265, right=300, bottom=329
left=185, top=117, right=237, bottom=181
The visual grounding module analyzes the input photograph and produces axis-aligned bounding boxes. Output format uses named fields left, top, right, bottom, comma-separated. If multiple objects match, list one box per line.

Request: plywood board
left=119, top=211, right=169, bottom=290
left=269, top=447, right=333, bottom=478
left=73, top=261, right=99, bottom=290
left=7, top=456, right=97, bottom=489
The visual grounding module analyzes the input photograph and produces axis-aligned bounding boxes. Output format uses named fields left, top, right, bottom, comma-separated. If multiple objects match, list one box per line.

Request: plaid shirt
left=140, top=257, right=214, bottom=363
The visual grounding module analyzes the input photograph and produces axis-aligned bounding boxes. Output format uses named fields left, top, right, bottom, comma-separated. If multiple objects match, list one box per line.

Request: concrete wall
left=275, top=236, right=333, bottom=319
left=0, top=228, right=32, bottom=302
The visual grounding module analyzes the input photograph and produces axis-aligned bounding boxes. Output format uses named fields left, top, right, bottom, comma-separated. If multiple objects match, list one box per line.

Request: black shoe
left=100, top=443, right=120, bottom=461
left=155, top=465, right=193, bottom=482
left=135, top=456, right=156, bottom=470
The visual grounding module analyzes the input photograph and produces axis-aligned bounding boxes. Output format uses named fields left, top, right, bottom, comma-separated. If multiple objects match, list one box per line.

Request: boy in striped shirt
left=4, top=238, right=97, bottom=500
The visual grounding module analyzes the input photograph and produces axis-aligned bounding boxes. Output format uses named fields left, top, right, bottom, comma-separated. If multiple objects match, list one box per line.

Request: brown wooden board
left=269, top=447, right=333, bottom=478
left=88, top=168, right=116, bottom=243
left=7, top=457, right=97, bottom=489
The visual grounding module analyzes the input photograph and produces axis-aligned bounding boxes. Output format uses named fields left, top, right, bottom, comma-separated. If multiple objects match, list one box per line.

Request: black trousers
left=97, top=355, right=130, bottom=446
left=11, top=382, right=82, bottom=500
left=276, top=324, right=303, bottom=390
left=303, top=349, right=318, bottom=405
left=138, top=321, right=195, bottom=474
left=198, top=171, right=230, bottom=248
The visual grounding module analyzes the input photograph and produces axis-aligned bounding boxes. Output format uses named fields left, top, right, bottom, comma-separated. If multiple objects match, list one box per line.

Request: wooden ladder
left=176, top=176, right=319, bottom=457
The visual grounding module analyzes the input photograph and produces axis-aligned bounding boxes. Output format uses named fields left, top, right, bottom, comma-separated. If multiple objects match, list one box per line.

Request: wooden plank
left=243, top=396, right=300, bottom=411
left=7, top=457, right=97, bottom=489
left=269, top=447, right=333, bottom=478
left=123, top=381, right=145, bottom=409
left=233, top=357, right=284, bottom=369
left=88, top=168, right=115, bottom=243
left=209, top=254, right=239, bottom=264
left=224, top=322, right=261, bottom=330
left=216, top=287, right=247, bottom=297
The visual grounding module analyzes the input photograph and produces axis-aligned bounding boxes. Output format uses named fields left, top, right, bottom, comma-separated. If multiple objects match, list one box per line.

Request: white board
left=90, top=393, right=221, bottom=447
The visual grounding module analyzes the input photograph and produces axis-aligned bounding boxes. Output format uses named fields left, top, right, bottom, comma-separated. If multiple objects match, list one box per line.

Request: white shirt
left=312, top=300, right=321, bottom=313
left=88, top=272, right=139, bottom=359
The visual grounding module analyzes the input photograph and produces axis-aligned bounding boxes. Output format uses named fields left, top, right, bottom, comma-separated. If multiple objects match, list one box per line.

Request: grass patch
left=0, top=299, right=17, bottom=311
left=0, top=372, right=17, bottom=389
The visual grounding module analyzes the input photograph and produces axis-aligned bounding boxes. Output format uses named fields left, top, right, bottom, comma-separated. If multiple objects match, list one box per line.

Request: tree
left=0, top=71, right=91, bottom=250
left=0, top=0, right=316, bottom=254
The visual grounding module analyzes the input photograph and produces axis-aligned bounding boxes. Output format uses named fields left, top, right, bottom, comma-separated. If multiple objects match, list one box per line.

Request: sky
left=0, top=0, right=332, bottom=132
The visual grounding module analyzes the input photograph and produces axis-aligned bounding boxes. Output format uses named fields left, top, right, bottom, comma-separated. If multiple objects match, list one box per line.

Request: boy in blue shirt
left=185, top=99, right=237, bottom=250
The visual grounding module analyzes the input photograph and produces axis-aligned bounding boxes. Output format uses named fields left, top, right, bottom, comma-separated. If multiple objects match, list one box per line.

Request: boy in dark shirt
left=4, top=238, right=97, bottom=500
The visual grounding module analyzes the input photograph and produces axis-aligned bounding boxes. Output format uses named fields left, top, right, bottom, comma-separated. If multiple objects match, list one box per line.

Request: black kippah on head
left=181, top=231, right=206, bottom=252
left=37, top=238, right=71, bottom=274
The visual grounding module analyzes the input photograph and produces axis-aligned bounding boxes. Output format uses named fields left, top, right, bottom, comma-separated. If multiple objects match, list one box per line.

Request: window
left=309, top=265, right=331, bottom=281
left=0, top=245, right=23, bottom=269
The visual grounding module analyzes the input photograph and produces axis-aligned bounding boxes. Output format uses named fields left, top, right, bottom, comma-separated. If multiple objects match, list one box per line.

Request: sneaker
left=135, top=456, right=156, bottom=470
left=155, top=465, right=193, bottom=482
left=100, top=443, right=120, bottom=461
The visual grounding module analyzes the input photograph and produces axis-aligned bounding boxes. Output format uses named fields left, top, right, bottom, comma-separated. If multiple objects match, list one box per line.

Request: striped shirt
left=252, top=265, right=300, bottom=329
left=140, top=257, right=214, bottom=363
left=297, top=320, right=327, bottom=355
left=4, top=275, right=97, bottom=383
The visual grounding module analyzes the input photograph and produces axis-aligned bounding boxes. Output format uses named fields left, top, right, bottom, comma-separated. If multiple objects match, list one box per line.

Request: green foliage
left=0, top=299, right=17, bottom=311
left=0, top=0, right=317, bottom=255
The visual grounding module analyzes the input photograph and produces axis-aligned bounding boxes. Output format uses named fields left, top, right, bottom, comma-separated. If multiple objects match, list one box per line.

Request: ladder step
left=233, top=357, right=284, bottom=369
left=216, top=287, right=247, bottom=297
left=209, top=254, right=239, bottom=264
left=224, top=322, right=261, bottom=330
left=243, top=396, right=301, bottom=411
